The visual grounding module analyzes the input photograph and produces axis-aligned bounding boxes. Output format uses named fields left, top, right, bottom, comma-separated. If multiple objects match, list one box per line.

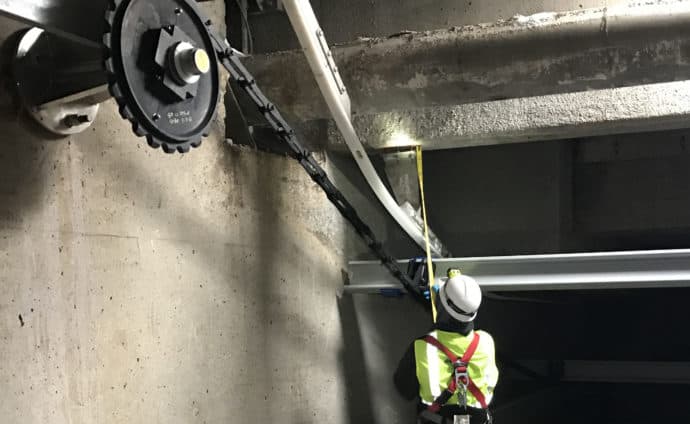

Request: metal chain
left=211, top=37, right=427, bottom=305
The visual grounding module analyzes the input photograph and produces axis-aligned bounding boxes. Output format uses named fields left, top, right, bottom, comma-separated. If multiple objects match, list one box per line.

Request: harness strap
left=422, top=332, right=488, bottom=410
left=423, top=335, right=459, bottom=363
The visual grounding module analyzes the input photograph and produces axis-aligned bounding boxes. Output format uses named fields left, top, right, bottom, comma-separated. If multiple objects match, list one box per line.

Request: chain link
left=211, top=38, right=426, bottom=305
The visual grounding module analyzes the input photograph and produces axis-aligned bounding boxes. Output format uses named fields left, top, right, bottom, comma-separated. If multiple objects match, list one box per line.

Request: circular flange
left=104, top=0, right=220, bottom=153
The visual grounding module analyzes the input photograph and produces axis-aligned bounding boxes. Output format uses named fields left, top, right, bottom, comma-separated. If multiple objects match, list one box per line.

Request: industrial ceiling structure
left=2, top=1, right=690, bottom=422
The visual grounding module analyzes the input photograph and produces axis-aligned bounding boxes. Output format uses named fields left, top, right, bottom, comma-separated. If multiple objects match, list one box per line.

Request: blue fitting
left=379, top=288, right=405, bottom=298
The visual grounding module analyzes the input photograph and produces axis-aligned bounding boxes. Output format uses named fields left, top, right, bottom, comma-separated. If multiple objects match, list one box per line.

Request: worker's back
left=414, top=329, right=498, bottom=410
left=394, top=273, right=499, bottom=424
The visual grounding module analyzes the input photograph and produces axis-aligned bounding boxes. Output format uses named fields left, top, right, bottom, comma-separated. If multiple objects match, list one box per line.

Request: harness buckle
left=453, top=360, right=470, bottom=408
left=453, top=415, right=471, bottom=424
left=454, top=360, right=469, bottom=387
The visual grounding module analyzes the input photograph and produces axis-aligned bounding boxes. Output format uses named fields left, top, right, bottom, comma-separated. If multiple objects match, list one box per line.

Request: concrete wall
left=0, top=3, right=402, bottom=422
left=424, top=141, right=572, bottom=256
left=422, top=130, right=690, bottom=257
left=571, top=130, right=690, bottom=251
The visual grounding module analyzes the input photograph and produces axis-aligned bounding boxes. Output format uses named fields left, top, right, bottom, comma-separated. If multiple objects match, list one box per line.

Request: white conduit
left=282, top=0, right=448, bottom=257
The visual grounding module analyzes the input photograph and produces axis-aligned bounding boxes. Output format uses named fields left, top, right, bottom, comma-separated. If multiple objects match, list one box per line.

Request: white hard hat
left=439, top=275, right=482, bottom=322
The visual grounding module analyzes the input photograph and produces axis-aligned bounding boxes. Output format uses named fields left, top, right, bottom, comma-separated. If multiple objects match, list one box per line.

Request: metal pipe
left=0, top=0, right=108, bottom=47
left=13, top=28, right=108, bottom=107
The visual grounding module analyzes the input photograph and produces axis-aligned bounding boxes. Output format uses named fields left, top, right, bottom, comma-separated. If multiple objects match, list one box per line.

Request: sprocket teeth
left=119, top=104, right=133, bottom=120
left=103, top=0, right=218, bottom=155
left=162, top=144, right=176, bottom=154
left=133, top=122, right=148, bottom=137
left=105, top=58, right=115, bottom=74
left=109, top=83, right=123, bottom=100
left=147, top=137, right=161, bottom=149
left=105, top=11, right=115, bottom=26
left=201, top=118, right=214, bottom=138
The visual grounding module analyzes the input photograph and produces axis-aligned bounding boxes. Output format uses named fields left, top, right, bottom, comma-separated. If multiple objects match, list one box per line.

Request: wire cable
left=233, top=0, right=255, bottom=54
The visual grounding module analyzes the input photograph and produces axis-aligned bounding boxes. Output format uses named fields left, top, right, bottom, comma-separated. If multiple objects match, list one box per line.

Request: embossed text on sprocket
left=103, top=0, right=220, bottom=153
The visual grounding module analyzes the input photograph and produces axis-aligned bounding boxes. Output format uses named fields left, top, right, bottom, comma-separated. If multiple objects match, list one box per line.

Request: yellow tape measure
left=416, top=146, right=437, bottom=322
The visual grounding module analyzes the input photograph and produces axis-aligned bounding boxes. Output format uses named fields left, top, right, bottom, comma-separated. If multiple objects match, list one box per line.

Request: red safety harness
left=423, top=332, right=488, bottom=413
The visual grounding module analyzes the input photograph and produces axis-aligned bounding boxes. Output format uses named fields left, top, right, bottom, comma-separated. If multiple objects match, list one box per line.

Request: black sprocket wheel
left=103, top=0, right=220, bottom=153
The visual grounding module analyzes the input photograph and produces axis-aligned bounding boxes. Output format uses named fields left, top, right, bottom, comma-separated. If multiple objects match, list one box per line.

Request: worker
left=394, top=270, right=498, bottom=424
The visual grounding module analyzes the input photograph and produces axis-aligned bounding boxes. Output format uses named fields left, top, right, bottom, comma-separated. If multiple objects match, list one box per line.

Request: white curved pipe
left=282, top=0, right=447, bottom=257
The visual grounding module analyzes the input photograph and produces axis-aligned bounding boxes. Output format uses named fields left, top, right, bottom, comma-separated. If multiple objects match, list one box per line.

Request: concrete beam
left=325, top=80, right=690, bottom=150
left=246, top=0, right=690, bottom=122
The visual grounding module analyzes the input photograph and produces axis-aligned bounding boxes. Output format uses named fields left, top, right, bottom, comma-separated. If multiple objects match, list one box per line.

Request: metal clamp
left=454, top=361, right=469, bottom=408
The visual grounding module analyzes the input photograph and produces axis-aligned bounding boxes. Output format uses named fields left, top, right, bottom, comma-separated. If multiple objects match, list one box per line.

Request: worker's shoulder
left=474, top=330, right=495, bottom=346
left=413, top=333, right=429, bottom=346
left=413, top=333, right=432, bottom=344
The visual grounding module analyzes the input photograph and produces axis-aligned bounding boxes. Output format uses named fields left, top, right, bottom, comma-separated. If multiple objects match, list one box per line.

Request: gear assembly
left=6, top=0, right=426, bottom=300
left=103, top=0, right=221, bottom=153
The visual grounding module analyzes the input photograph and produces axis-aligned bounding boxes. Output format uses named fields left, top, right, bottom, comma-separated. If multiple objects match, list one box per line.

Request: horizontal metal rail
left=512, top=360, right=690, bottom=385
left=345, top=249, right=690, bottom=293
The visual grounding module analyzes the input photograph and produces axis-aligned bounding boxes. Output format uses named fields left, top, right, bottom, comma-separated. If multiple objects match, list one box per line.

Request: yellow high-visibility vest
left=414, top=330, right=499, bottom=408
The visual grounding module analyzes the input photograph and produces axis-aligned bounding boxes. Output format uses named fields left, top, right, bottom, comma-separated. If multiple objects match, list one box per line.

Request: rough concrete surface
left=327, top=80, right=690, bottom=151
left=0, top=89, right=358, bottom=424
left=311, top=0, right=633, bottom=45
left=247, top=0, right=690, bottom=123
left=248, top=0, right=632, bottom=54
left=0, top=3, right=404, bottom=422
